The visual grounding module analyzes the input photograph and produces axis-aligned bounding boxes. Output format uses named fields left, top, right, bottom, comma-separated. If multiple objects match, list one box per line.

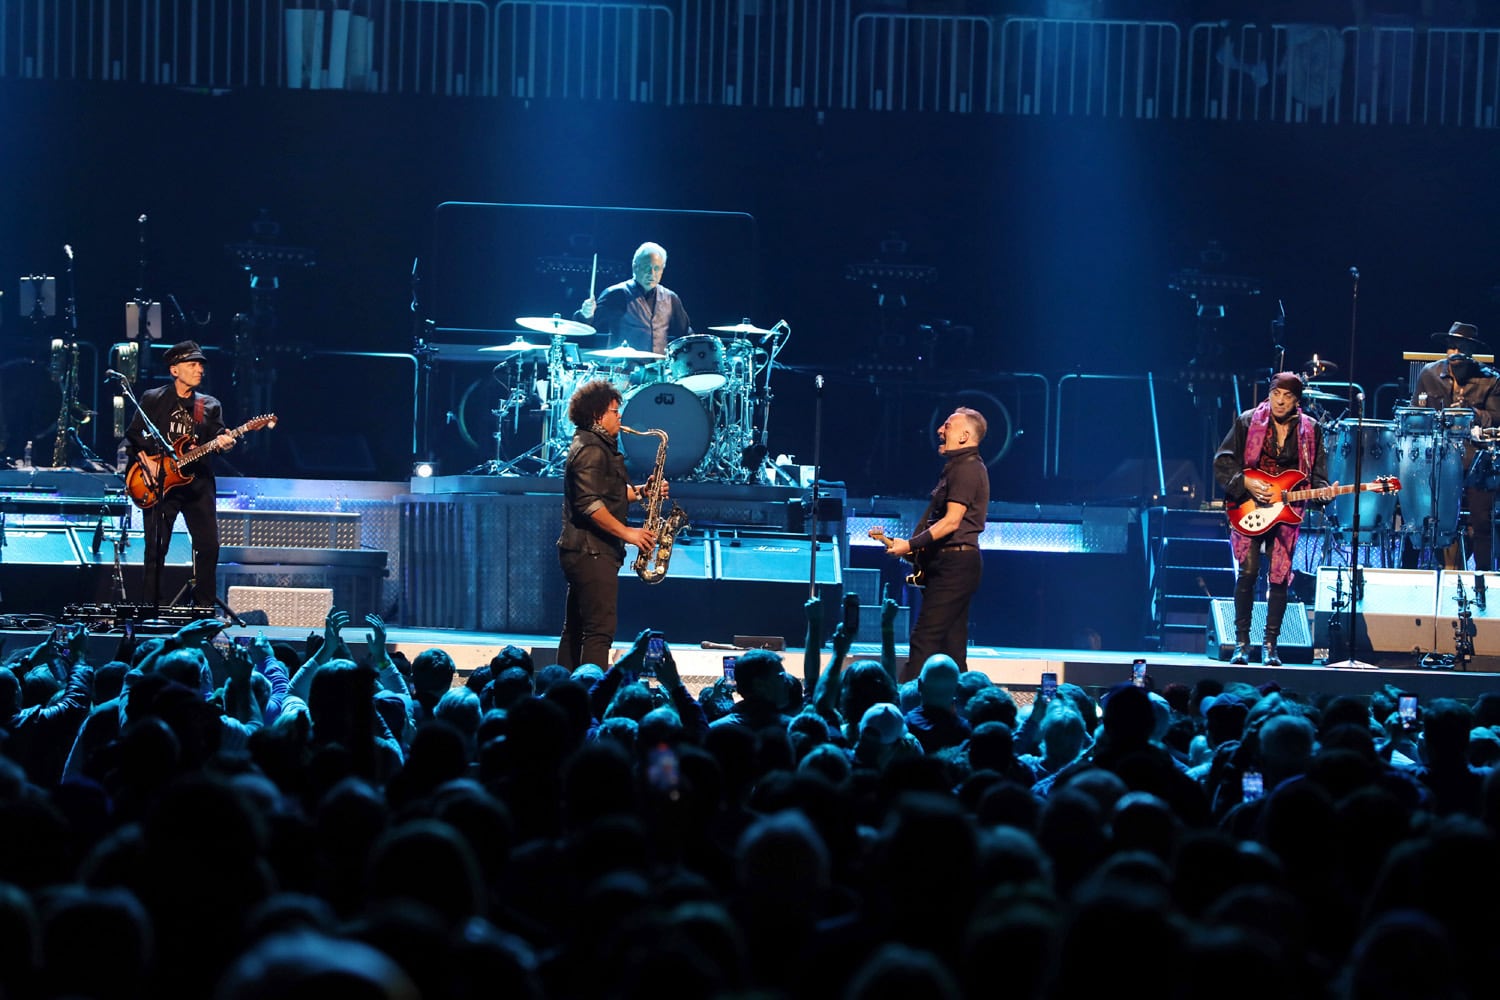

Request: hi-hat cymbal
left=709, top=321, right=777, bottom=336
left=1301, top=357, right=1340, bottom=372
left=516, top=315, right=595, bottom=337
left=1302, top=388, right=1346, bottom=403
left=587, top=345, right=665, bottom=361
left=480, top=337, right=546, bottom=353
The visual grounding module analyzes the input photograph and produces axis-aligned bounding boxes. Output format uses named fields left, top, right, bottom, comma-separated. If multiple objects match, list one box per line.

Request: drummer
left=574, top=241, right=692, bottom=356
left=1413, top=321, right=1500, bottom=570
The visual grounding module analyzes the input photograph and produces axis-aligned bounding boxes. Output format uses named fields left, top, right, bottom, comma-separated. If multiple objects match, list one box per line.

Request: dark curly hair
left=568, top=379, right=623, bottom=429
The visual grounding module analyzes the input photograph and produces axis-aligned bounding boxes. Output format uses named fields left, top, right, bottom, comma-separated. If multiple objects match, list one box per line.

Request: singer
left=1214, top=373, right=1336, bottom=666
left=877, top=407, right=990, bottom=682
left=573, top=242, right=691, bottom=355
left=1414, top=321, right=1500, bottom=570
left=125, top=340, right=236, bottom=609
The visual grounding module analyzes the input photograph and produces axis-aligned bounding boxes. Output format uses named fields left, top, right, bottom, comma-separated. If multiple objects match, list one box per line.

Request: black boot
left=1231, top=637, right=1251, bottom=665
left=1263, top=584, right=1288, bottom=667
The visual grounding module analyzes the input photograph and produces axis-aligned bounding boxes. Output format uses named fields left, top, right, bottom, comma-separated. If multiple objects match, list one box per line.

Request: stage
left=0, top=469, right=1496, bottom=704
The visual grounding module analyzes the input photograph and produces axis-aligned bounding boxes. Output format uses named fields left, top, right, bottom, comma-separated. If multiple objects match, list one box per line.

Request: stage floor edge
left=13, top=628, right=1498, bottom=702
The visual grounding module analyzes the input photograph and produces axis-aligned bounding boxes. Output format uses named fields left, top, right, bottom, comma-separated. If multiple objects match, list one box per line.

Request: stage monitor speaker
left=1, top=527, right=83, bottom=565
left=1434, top=569, right=1500, bottom=657
left=712, top=536, right=842, bottom=645
left=1206, top=598, right=1313, bottom=663
left=617, top=534, right=715, bottom=639
left=1313, top=567, right=1437, bottom=658
left=0, top=527, right=87, bottom=614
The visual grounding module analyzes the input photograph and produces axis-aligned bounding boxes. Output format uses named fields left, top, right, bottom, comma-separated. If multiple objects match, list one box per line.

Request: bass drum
left=620, top=382, right=710, bottom=479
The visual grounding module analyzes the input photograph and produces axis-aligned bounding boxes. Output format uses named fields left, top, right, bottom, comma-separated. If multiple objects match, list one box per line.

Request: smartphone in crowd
left=234, top=635, right=254, bottom=648
left=645, top=743, right=681, bottom=798
left=1398, top=693, right=1418, bottom=729
left=722, top=655, right=737, bottom=688
left=1039, top=671, right=1058, bottom=703
left=641, top=635, right=666, bottom=678
left=1242, top=770, right=1265, bottom=801
left=1131, top=659, right=1148, bottom=688
left=49, top=624, right=70, bottom=656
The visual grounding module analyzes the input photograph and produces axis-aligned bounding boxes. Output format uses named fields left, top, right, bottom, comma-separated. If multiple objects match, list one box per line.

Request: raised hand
left=364, top=613, right=388, bottom=652
left=176, top=618, right=225, bottom=648
left=832, top=621, right=853, bottom=658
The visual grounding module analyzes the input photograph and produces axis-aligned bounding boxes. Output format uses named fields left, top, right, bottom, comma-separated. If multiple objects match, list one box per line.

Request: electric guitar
left=125, top=414, right=277, bottom=509
left=867, top=528, right=928, bottom=589
left=1227, top=468, right=1400, bottom=537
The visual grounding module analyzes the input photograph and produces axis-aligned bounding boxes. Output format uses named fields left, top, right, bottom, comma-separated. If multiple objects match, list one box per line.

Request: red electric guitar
left=125, top=414, right=278, bottom=509
left=1226, top=468, right=1400, bottom=537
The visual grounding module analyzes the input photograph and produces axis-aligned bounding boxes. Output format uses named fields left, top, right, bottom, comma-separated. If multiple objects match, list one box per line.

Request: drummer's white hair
left=634, top=241, right=667, bottom=264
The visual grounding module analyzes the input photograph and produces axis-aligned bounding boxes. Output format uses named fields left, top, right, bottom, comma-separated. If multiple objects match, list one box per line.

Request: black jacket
left=558, top=427, right=630, bottom=562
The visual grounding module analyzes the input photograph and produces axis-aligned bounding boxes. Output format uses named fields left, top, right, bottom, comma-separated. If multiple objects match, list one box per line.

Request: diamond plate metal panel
left=222, top=493, right=402, bottom=618
left=226, top=586, right=333, bottom=628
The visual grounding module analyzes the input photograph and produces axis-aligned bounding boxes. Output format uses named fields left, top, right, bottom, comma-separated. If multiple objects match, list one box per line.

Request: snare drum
left=666, top=335, right=727, bottom=394
left=619, top=382, right=710, bottom=478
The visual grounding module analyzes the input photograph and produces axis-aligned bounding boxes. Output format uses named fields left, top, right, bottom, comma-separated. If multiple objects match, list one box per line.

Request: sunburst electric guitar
left=125, top=414, right=278, bottom=509
left=1227, top=468, right=1400, bottom=537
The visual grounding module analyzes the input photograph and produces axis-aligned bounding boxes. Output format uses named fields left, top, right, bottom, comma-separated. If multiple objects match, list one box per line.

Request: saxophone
left=620, top=425, right=689, bottom=584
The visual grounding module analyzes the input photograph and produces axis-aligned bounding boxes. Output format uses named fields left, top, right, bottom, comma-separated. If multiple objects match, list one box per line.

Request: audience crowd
left=2, top=596, right=1499, bottom=998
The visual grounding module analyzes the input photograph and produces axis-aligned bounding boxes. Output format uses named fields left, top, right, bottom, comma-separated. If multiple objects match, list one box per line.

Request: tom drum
left=666, top=335, right=727, bottom=394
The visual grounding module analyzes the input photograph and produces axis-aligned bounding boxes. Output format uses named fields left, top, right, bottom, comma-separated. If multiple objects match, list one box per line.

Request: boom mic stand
left=109, top=370, right=179, bottom=617
left=1327, top=266, right=1378, bottom=669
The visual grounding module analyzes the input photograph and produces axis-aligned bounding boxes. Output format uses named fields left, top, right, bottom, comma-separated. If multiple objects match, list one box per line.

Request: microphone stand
left=807, top=374, right=825, bottom=601
left=111, top=370, right=177, bottom=612
left=1327, top=266, right=1378, bottom=669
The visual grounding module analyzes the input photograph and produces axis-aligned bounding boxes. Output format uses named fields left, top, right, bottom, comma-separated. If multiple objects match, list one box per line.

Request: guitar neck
left=1283, top=481, right=1368, bottom=503
left=178, top=420, right=257, bottom=464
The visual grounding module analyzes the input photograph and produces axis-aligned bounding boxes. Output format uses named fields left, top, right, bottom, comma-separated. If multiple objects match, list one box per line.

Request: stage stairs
left=1150, top=507, right=1235, bottom=654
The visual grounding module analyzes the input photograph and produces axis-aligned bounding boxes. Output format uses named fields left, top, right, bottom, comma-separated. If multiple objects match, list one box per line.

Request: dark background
left=1, top=80, right=1497, bottom=495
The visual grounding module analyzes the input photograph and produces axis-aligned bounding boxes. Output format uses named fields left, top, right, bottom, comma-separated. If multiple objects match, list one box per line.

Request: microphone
left=700, top=641, right=738, bottom=650
left=105, top=369, right=128, bottom=381
left=91, top=515, right=104, bottom=556
left=771, top=319, right=789, bottom=333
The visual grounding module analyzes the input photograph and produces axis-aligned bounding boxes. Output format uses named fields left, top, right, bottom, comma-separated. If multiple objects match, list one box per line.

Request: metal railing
left=495, top=1, right=669, bottom=102
left=3, top=2, right=1499, bottom=126
left=997, top=16, right=1179, bottom=118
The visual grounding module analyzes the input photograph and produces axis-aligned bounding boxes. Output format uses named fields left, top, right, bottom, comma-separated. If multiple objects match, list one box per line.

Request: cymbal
left=516, top=315, right=595, bottom=337
left=1301, top=357, right=1340, bottom=373
left=587, top=345, right=665, bottom=361
left=709, top=322, right=777, bottom=336
left=1302, top=388, right=1346, bottom=403
left=480, top=338, right=546, bottom=353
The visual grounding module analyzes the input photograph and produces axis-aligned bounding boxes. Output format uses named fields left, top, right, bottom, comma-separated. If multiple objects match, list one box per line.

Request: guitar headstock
left=1375, top=475, right=1401, bottom=493
left=244, top=414, right=278, bottom=431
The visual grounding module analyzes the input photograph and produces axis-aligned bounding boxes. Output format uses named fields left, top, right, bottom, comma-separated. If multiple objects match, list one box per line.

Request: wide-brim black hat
left=1431, top=321, right=1487, bottom=353
left=162, top=340, right=207, bottom=365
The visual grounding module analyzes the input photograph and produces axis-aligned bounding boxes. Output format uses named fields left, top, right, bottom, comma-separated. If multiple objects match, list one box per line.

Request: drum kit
left=472, top=314, right=785, bottom=482
left=1305, top=368, right=1471, bottom=550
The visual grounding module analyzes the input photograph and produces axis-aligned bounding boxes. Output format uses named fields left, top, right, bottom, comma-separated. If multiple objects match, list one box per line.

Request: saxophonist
left=555, top=379, right=667, bottom=669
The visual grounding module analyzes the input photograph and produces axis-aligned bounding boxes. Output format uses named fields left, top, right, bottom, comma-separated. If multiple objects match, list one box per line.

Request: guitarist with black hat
left=126, top=340, right=237, bottom=610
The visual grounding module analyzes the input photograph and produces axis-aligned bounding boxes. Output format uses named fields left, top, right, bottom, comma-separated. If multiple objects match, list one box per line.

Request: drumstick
left=589, top=253, right=598, bottom=300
